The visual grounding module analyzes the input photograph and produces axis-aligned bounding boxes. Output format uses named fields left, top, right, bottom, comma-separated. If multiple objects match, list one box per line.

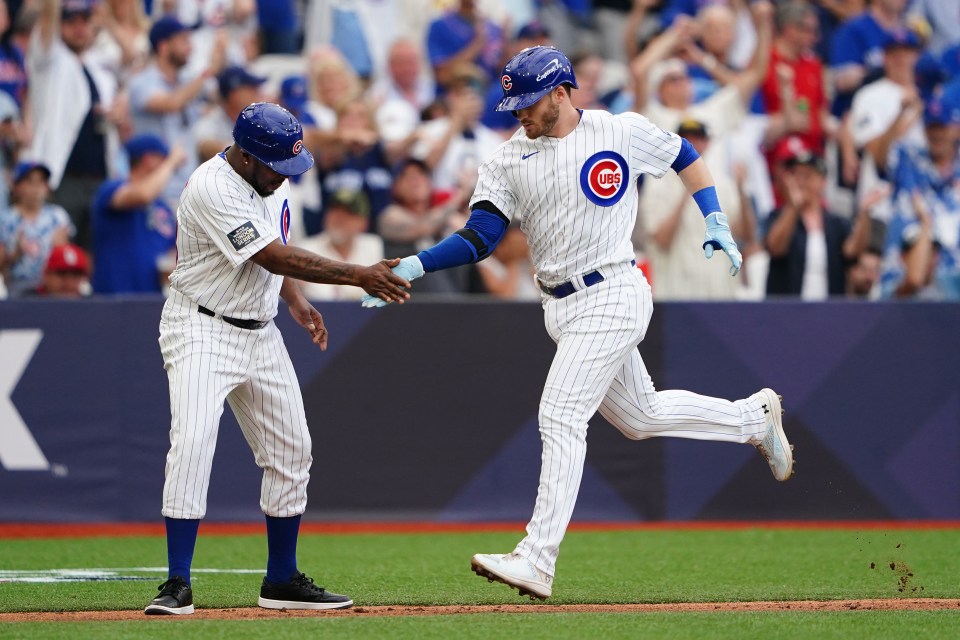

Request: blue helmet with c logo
left=495, top=46, right=578, bottom=112
left=232, top=102, right=315, bottom=176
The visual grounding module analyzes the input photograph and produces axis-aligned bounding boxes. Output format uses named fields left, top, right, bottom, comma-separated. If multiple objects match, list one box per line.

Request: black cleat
left=258, top=571, right=353, bottom=610
left=144, top=576, right=194, bottom=615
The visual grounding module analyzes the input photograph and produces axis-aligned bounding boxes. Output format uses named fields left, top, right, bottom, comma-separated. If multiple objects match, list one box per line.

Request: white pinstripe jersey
left=469, top=109, right=682, bottom=286
left=168, top=152, right=293, bottom=321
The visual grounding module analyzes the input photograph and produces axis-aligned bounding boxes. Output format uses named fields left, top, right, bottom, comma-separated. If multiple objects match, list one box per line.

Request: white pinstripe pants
left=514, top=264, right=768, bottom=576
left=158, top=291, right=312, bottom=519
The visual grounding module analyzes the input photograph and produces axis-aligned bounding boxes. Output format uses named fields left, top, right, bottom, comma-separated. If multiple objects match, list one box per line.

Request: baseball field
left=2, top=522, right=958, bottom=638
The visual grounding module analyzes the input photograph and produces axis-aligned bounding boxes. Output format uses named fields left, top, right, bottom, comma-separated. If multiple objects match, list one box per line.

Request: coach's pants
left=513, top=264, right=769, bottom=577
left=158, top=290, right=312, bottom=519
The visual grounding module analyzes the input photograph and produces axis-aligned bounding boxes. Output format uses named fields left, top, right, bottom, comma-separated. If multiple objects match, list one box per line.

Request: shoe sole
left=144, top=604, right=194, bottom=615
left=470, top=555, right=550, bottom=601
left=258, top=596, right=353, bottom=610
left=760, top=388, right=794, bottom=481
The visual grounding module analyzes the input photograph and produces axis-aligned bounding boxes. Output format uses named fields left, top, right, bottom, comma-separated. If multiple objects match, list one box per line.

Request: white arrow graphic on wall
left=0, top=330, right=49, bottom=471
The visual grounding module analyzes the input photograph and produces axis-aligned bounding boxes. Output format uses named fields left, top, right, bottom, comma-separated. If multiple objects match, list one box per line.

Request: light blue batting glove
left=702, top=212, right=742, bottom=277
left=360, top=256, right=425, bottom=308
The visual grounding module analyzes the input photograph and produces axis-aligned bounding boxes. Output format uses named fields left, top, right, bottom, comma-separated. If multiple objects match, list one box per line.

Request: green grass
left=2, top=528, right=959, bottom=638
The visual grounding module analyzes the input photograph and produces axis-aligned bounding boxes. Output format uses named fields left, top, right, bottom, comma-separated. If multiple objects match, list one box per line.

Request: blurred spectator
left=128, top=16, right=225, bottom=210
left=475, top=223, right=539, bottom=299
left=91, top=133, right=185, bottom=294
left=194, top=65, right=265, bottom=161
left=593, top=0, right=640, bottom=64
left=906, top=0, right=960, bottom=56
left=368, top=38, right=434, bottom=112
left=410, top=66, right=501, bottom=193
left=569, top=51, right=608, bottom=110
left=296, top=189, right=384, bottom=300
left=0, top=0, right=28, bottom=109
left=848, top=28, right=924, bottom=220
left=304, top=45, right=363, bottom=130
left=89, top=0, right=150, bottom=81
left=639, top=119, right=751, bottom=300
left=764, top=152, right=872, bottom=298
left=624, top=0, right=665, bottom=62
left=889, top=193, right=941, bottom=298
left=314, top=98, right=393, bottom=235
left=0, top=162, right=72, bottom=297
left=303, top=0, right=406, bottom=83
left=682, top=3, right=739, bottom=103
left=26, top=0, right=119, bottom=251
left=0, top=90, right=22, bottom=207
left=881, top=98, right=960, bottom=298
left=426, top=0, right=503, bottom=90
left=828, top=0, right=908, bottom=118
left=847, top=245, right=883, bottom=298
left=378, top=157, right=465, bottom=257
left=368, top=39, right=431, bottom=156
left=35, top=242, right=90, bottom=297
left=172, top=0, right=258, bottom=80
left=256, top=0, right=301, bottom=55
left=377, top=156, right=470, bottom=293
left=762, top=2, right=831, bottom=174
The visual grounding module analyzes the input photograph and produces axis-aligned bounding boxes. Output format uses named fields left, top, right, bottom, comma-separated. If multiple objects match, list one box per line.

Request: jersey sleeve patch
left=227, top=221, right=261, bottom=251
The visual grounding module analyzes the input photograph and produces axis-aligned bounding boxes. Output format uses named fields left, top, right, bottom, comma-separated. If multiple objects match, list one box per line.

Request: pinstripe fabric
left=467, top=109, right=770, bottom=579
left=159, top=290, right=312, bottom=519
left=157, top=153, right=311, bottom=521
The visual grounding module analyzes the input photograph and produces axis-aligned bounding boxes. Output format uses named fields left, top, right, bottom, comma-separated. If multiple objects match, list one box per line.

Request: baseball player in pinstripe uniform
left=145, top=103, right=411, bottom=615
left=362, top=47, right=794, bottom=600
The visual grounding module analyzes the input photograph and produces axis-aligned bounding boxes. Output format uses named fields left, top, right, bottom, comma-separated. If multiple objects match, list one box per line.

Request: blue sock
left=265, top=514, right=301, bottom=584
left=165, top=517, right=200, bottom=584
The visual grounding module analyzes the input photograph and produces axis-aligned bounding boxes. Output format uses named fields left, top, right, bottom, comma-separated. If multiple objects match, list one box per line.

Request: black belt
left=538, top=260, right=636, bottom=299
left=198, top=305, right=268, bottom=330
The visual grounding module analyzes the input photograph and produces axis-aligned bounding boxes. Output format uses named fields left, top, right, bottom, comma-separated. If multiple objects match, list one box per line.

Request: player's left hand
left=361, top=256, right=425, bottom=308
left=702, top=212, right=742, bottom=277
left=288, top=300, right=328, bottom=351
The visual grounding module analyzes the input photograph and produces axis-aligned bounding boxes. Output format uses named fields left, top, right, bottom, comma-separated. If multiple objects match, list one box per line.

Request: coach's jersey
left=470, top=110, right=681, bottom=286
left=169, top=152, right=293, bottom=321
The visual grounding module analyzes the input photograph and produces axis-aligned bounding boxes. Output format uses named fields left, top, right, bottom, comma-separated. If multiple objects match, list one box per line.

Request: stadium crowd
left=0, top=0, right=958, bottom=301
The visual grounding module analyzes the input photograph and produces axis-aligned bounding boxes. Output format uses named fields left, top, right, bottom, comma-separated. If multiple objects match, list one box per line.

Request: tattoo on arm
left=274, top=246, right=359, bottom=285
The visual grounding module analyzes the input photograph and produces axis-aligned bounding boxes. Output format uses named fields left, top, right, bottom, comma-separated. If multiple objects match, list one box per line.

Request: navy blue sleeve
left=416, top=204, right=510, bottom=272
left=670, top=138, right=700, bottom=173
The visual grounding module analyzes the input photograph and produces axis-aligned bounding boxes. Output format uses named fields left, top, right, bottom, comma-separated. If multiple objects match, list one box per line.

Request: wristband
left=692, top=186, right=721, bottom=218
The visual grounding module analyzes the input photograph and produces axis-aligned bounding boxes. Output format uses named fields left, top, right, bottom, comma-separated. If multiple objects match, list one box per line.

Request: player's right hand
left=702, top=212, right=742, bottom=277
left=358, top=257, right=418, bottom=306
left=360, top=256, right=424, bottom=308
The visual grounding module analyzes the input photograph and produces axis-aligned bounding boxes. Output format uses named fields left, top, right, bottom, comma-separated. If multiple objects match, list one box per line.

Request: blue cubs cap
left=149, top=16, right=190, bottom=52
left=13, top=161, right=52, bottom=184
left=124, top=133, right=170, bottom=162
left=233, top=102, right=314, bottom=176
left=61, top=0, right=95, bottom=18
left=882, top=29, right=922, bottom=51
left=496, top=46, right=578, bottom=112
left=923, top=97, right=960, bottom=127
left=218, top=66, right=267, bottom=99
left=517, top=21, right=550, bottom=41
left=279, top=75, right=309, bottom=113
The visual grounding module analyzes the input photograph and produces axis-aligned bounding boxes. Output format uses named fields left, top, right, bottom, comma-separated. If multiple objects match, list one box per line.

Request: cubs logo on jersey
left=579, top=151, right=629, bottom=206
left=279, top=199, right=291, bottom=245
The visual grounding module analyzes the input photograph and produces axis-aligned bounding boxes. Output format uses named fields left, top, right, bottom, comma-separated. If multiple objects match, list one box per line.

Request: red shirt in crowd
left=762, top=46, right=827, bottom=159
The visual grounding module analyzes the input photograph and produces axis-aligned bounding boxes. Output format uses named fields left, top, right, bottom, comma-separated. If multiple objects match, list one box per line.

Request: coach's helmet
left=495, top=46, right=578, bottom=112
left=232, top=102, right=314, bottom=176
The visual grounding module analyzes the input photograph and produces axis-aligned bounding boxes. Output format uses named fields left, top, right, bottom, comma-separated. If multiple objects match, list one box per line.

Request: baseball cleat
left=471, top=553, right=552, bottom=600
left=258, top=571, right=353, bottom=610
left=753, top=388, right=794, bottom=481
left=144, top=576, right=194, bottom=615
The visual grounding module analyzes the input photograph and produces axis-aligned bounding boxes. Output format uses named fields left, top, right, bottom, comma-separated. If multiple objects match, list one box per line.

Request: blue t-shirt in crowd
left=829, top=13, right=891, bottom=116
left=91, top=179, right=177, bottom=294
left=0, top=42, right=27, bottom=108
left=256, top=0, right=297, bottom=30
left=310, top=143, right=393, bottom=236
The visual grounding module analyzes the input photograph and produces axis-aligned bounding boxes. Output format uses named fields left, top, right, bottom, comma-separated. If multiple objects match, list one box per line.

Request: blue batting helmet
left=232, top=102, right=314, bottom=176
left=496, top=46, right=578, bottom=112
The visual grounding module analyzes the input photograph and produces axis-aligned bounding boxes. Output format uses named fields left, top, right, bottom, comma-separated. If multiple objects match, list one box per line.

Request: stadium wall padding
left=0, top=298, right=957, bottom=522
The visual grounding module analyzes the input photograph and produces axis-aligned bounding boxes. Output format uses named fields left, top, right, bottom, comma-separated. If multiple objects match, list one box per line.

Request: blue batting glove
left=702, top=212, right=742, bottom=277
left=360, top=256, right=425, bottom=308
